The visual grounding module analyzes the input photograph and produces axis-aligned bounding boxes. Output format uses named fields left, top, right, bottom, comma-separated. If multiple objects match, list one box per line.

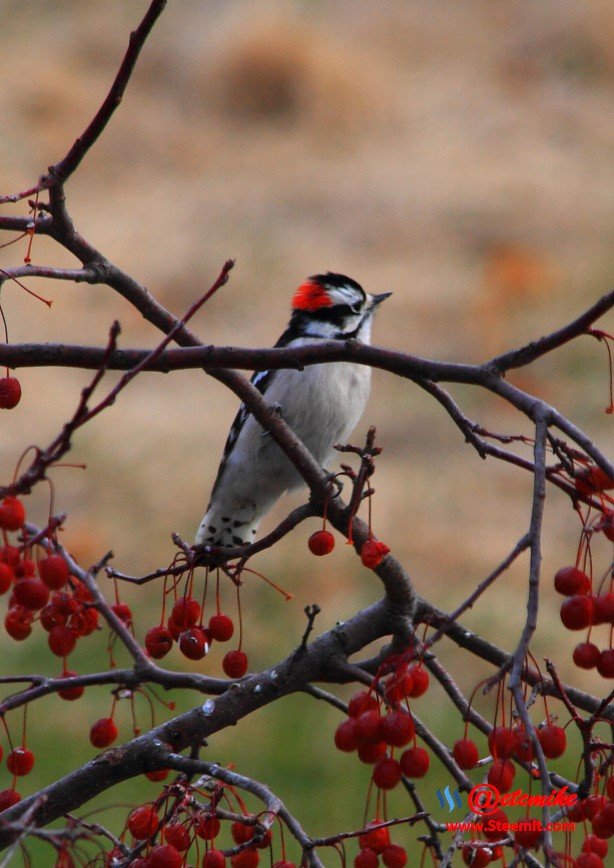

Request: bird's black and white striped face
left=287, top=272, right=391, bottom=341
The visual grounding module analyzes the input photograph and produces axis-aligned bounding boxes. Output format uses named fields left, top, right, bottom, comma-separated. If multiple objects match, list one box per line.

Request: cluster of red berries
left=555, top=566, right=614, bottom=678
left=102, top=784, right=297, bottom=867
left=354, top=821, right=408, bottom=867
left=0, top=497, right=100, bottom=659
left=144, top=597, right=246, bottom=679
left=333, top=655, right=430, bottom=865
left=0, top=376, right=21, bottom=410
left=563, top=776, right=614, bottom=865
left=308, top=529, right=390, bottom=569
left=0, top=742, right=35, bottom=816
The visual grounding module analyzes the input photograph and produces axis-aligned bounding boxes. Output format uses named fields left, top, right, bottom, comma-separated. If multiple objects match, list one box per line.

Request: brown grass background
left=1, top=0, right=613, bottom=860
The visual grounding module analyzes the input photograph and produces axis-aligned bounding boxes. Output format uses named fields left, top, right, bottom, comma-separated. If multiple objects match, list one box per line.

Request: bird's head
left=290, top=272, right=391, bottom=340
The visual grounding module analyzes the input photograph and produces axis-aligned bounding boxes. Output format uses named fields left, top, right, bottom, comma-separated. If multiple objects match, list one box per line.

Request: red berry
left=13, top=557, right=35, bottom=579
left=573, top=642, right=601, bottom=669
left=179, top=626, right=209, bottom=660
left=167, top=614, right=183, bottom=641
left=40, top=605, right=62, bottom=632
left=0, top=789, right=20, bottom=810
left=272, top=863, right=296, bottom=868
left=406, top=665, right=429, bottom=697
left=145, top=768, right=169, bottom=782
left=354, top=850, right=378, bottom=868
left=334, top=718, right=358, bottom=752
left=584, top=795, right=607, bottom=821
left=597, top=650, right=614, bottom=678
left=487, top=758, right=515, bottom=792
left=373, top=756, right=402, bottom=789
left=72, top=581, right=94, bottom=603
left=384, top=671, right=415, bottom=704
left=195, top=813, right=221, bottom=840
left=58, top=669, right=85, bottom=701
left=582, top=834, right=609, bottom=857
left=348, top=690, right=379, bottom=718
left=560, top=594, right=595, bottom=630
left=0, top=377, right=21, bottom=409
left=145, top=625, right=174, bottom=659
left=0, top=497, right=26, bottom=531
left=512, top=725, right=535, bottom=763
left=203, top=851, right=227, bottom=867
left=575, top=854, right=605, bottom=868
left=399, top=746, right=429, bottom=777
left=38, top=556, right=69, bottom=590
left=483, top=809, right=508, bottom=840
left=231, top=822, right=253, bottom=845
left=6, top=747, right=34, bottom=776
left=230, top=850, right=259, bottom=867
left=48, top=592, right=78, bottom=621
left=453, top=738, right=479, bottom=769
left=308, top=529, right=335, bottom=556
left=600, top=510, right=614, bottom=542
left=595, top=593, right=614, bottom=624
left=254, top=828, right=272, bottom=850
left=5, top=605, right=33, bottom=640
left=127, top=804, right=159, bottom=839
left=171, top=596, right=201, bottom=628
left=70, top=606, right=98, bottom=636
left=554, top=566, right=591, bottom=596
left=488, top=725, right=518, bottom=759
left=607, top=777, right=614, bottom=799
left=357, top=741, right=388, bottom=764
left=382, top=845, right=407, bottom=867
left=360, top=539, right=390, bottom=569
left=0, top=562, right=13, bottom=594
left=47, top=624, right=77, bottom=657
left=0, top=545, right=19, bottom=567
left=575, top=465, right=614, bottom=494
left=358, top=819, right=390, bottom=854
left=538, top=724, right=566, bottom=758
left=148, top=844, right=183, bottom=868
left=515, top=827, right=542, bottom=849
left=209, top=613, right=234, bottom=642
left=48, top=624, right=77, bottom=657
left=462, top=846, right=491, bottom=867
left=222, top=649, right=248, bottom=678
left=591, top=809, right=614, bottom=839
left=381, top=710, right=414, bottom=747
left=89, top=717, right=118, bottom=748
left=111, top=602, right=132, bottom=627
left=355, top=710, right=383, bottom=745
left=13, top=578, right=49, bottom=611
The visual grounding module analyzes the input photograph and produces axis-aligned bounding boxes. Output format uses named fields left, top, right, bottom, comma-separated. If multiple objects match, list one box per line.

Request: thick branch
left=0, top=599, right=392, bottom=847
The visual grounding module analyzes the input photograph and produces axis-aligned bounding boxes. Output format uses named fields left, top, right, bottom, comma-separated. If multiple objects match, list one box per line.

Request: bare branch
left=0, top=0, right=168, bottom=205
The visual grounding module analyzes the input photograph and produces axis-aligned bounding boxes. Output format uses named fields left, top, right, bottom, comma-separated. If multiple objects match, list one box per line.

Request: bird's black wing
left=209, top=326, right=299, bottom=497
left=208, top=367, right=278, bottom=498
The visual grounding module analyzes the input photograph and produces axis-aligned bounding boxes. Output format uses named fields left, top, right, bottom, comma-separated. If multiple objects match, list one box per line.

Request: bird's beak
left=371, top=292, right=392, bottom=305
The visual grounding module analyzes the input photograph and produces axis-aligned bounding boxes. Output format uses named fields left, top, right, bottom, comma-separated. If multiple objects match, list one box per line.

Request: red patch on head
left=291, top=280, right=333, bottom=311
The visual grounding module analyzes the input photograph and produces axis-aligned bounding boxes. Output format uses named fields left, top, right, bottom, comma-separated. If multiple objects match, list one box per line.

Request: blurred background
left=1, top=0, right=613, bottom=861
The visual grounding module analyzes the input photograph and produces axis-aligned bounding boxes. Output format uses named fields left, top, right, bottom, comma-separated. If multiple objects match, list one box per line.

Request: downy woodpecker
left=195, top=272, right=390, bottom=547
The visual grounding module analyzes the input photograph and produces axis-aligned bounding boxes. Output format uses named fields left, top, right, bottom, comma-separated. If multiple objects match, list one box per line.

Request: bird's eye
left=349, top=302, right=362, bottom=314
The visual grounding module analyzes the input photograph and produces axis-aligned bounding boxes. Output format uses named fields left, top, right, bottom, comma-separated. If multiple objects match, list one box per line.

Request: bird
left=195, top=272, right=391, bottom=548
